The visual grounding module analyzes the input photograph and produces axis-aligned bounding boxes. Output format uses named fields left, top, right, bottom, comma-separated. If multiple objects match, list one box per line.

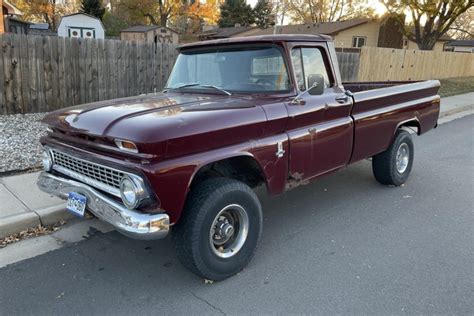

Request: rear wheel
left=372, top=130, right=414, bottom=186
left=172, top=177, right=262, bottom=281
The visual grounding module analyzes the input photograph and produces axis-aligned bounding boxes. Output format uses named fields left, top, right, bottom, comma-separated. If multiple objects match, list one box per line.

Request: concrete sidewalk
left=0, top=173, right=74, bottom=238
left=440, top=92, right=474, bottom=118
left=1, top=92, right=473, bottom=239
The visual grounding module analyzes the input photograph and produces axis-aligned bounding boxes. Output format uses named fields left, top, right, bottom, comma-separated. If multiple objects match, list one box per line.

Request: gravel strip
left=0, top=113, right=48, bottom=173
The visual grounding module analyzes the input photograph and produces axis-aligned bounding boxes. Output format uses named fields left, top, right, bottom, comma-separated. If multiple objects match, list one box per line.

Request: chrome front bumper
left=37, top=172, right=169, bottom=240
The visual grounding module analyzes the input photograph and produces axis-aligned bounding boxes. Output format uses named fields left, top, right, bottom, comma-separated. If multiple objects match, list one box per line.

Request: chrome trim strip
left=37, top=172, right=169, bottom=240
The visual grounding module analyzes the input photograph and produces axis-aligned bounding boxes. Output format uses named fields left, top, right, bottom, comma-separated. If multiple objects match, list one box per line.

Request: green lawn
left=438, top=76, right=474, bottom=97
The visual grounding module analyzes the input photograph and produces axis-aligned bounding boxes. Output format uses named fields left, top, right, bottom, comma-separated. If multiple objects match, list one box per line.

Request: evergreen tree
left=81, top=0, right=106, bottom=20
left=218, top=0, right=255, bottom=27
left=253, top=0, right=274, bottom=28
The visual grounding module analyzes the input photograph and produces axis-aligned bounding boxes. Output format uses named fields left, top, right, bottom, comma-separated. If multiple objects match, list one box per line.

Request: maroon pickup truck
left=37, top=35, right=440, bottom=280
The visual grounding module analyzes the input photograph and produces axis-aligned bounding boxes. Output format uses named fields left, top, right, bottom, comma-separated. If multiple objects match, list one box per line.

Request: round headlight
left=120, top=176, right=140, bottom=209
left=42, top=150, right=52, bottom=171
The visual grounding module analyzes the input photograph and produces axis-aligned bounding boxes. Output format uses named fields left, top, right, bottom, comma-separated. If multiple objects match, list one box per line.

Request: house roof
left=249, top=19, right=370, bottom=37
left=120, top=25, right=179, bottom=34
left=2, top=0, right=23, bottom=15
left=446, top=40, right=474, bottom=47
left=201, top=26, right=256, bottom=38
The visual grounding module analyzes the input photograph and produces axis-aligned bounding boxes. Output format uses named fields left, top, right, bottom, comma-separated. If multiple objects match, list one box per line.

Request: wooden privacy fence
left=336, top=52, right=360, bottom=82
left=2, top=34, right=474, bottom=114
left=0, top=33, right=178, bottom=114
left=357, top=46, right=474, bottom=81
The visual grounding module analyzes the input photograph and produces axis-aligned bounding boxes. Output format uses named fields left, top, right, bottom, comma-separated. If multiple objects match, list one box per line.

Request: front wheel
left=372, top=129, right=414, bottom=186
left=172, top=177, right=262, bottom=281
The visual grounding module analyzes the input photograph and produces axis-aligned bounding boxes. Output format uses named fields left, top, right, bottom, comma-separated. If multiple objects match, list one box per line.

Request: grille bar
left=50, top=149, right=124, bottom=197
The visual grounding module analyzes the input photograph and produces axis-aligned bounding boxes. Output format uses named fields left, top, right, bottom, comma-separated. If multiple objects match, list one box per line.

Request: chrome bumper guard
left=37, top=172, right=169, bottom=240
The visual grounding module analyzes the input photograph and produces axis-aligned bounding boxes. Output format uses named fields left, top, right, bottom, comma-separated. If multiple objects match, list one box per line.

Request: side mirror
left=290, top=74, right=326, bottom=105
left=307, top=74, right=325, bottom=95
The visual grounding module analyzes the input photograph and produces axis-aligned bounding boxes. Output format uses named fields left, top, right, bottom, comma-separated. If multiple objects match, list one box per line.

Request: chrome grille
left=50, top=149, right=124, bottom=197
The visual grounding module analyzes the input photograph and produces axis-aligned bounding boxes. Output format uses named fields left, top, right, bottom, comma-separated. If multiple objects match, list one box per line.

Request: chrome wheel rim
left=396, top=143, right=410, bottom=173
left=209, top=204, right=249, bottom=258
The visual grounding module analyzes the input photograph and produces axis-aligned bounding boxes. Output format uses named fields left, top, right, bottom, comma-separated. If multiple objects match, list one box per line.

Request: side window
left=291, top=48, right=305, bottom=91
left=291, top=47, right=331, bottom=90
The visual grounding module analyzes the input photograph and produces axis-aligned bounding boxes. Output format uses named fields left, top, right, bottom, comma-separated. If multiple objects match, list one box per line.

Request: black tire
left=372, top=129, right=414, bottom=186
left=172, top=177, right=262, bottom=281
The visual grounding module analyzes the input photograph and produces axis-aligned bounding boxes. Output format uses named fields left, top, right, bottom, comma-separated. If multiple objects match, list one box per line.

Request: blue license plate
left=66, top=192, right=87, bottom=217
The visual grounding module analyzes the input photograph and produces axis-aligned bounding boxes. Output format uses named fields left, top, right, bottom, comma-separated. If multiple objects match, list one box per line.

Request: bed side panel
left=349, top=80, right=440, bottom=163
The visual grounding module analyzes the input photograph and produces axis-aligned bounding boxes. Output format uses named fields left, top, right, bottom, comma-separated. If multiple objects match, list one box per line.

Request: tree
left=382, top=0, right=474, bottom=50
left=253, top=0, right=274, bottom=28
left=448, top=7, right=474, bottom=40
left=80, top=0, right=106, bottom=20
left=11, top=0, right=78, bottom=31
left=119, top=0, right=181, bottom=27
left=284, top=0, right=375, bottom=24
left=185, top=0, right=220, bottom=32
left=218, top=0, right=255, bottom=27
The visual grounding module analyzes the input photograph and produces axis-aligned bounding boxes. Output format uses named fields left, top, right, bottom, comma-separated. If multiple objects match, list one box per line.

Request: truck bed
left=345, top=80, right=441, bottom=163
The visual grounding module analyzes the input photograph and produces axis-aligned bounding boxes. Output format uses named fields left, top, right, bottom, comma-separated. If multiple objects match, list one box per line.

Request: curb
left=36, top=205, right=75, bottom=227
left=0, top=205, right=74, bottom=240
left=0, top=212, right=41, bottom=239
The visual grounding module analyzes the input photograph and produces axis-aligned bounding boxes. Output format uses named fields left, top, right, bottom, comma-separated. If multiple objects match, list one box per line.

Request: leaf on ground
left=0, top=220, right=67, bottom=248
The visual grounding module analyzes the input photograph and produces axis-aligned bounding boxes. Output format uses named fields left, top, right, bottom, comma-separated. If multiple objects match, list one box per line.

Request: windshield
left=166, top=46, right=291, bottom=94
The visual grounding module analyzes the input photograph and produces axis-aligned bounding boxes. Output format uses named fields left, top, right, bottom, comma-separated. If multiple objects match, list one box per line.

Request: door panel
left=286, top=89, right=353, bottom=179
left=286, top=44, right=353, bottom=181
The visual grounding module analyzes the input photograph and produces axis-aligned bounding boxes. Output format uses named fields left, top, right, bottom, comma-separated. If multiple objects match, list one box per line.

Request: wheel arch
left=395, top=117, right=421, bottom=136
left=189, top=153, right=269, bottom=193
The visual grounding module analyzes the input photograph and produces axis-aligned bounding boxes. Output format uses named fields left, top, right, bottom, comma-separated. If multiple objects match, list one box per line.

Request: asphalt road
left=1, top=115, right=473, bottom=315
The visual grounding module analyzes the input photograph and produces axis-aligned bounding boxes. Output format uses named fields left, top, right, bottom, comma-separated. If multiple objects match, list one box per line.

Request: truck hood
left=43, top=93, right=268, bottom=159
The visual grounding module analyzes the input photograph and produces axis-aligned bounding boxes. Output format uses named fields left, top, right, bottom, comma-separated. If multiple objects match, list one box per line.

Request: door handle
left=335, top=95, right=348, bottom=104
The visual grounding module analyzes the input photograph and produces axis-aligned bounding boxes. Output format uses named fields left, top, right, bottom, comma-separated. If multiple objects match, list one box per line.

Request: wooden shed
left=120, top=25, right=179, bottom=44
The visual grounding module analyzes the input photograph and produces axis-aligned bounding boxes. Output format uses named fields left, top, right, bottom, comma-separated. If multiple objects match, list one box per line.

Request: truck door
left=285, top=44, right=353, bottom=181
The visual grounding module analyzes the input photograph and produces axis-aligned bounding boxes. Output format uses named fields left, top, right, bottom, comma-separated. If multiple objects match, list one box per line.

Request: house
left=57, top=12, right=105, bottom=39
left=120, top=25, right=179, bottom=44
left=206, top=17, right=450, bottom=52
left=1, top=0, right=28, bottom=34
left=444, top=40, right=474, bottom=53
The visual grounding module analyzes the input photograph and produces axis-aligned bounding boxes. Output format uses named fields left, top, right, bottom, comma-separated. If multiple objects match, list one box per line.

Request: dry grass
left=438, top=76, right=474, bottom=97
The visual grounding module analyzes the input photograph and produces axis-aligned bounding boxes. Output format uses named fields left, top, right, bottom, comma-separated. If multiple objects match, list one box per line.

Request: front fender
left=144, top=134, right=289, bottom=224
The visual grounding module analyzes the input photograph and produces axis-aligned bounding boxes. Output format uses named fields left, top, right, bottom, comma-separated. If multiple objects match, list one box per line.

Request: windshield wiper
left=162, top=83, right=199, bottom=93
left=162, top=83, right=231, bottom=95
left=200, top=85, right=232, bottom=96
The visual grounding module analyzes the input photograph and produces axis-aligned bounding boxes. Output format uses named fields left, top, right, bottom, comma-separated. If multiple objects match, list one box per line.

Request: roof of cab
left=179, top=34, right=332, bottom=50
